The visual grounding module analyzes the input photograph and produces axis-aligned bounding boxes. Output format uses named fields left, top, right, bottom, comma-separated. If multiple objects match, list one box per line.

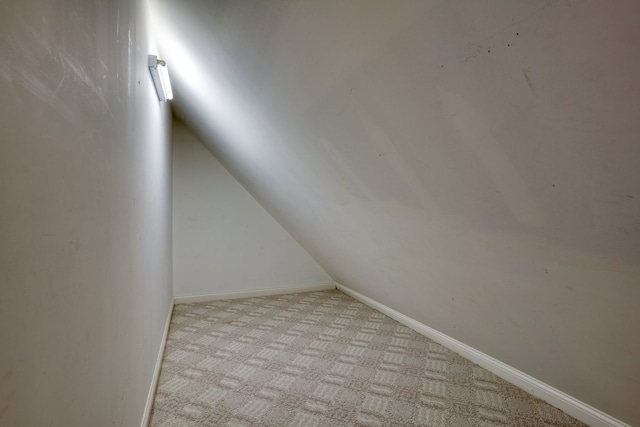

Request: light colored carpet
left=150, top=290, right=586, bottom=426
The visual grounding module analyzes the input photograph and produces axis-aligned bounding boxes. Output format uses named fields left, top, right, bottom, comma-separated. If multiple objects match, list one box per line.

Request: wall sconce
left=148, top=54, right=173, bottom=102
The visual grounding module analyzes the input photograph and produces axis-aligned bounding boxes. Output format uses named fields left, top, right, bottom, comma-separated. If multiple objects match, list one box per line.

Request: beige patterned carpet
left=150, top=290, right=586, bottom=426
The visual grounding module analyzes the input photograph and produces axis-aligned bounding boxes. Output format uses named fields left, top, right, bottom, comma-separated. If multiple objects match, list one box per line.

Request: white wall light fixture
left=148, top=54, right=173, bottom=102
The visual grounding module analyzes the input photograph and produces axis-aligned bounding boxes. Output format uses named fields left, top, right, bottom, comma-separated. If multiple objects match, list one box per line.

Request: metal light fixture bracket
left=148, top=54, right=173, bottom=102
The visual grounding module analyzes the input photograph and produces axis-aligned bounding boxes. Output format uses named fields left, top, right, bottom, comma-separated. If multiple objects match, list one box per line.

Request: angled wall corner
left=172, top=119, right=332, bottom=298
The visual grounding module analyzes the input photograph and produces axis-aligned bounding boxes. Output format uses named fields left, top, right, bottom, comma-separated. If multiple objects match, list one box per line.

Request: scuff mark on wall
left=11, top=66, right=74, bottom=123
left=128, top=27, right=133, bottom=97
left=57, top=52, right=113, bottom=119
left=523, top=68, right=536, bottom=94
left=0, top=60, right=13, bottom=87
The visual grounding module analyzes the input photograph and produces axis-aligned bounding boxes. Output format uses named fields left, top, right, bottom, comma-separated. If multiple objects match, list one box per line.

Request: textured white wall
left=172, top=120, right=331, bottom=297
left=153, top=0, right=640, bottom=424
left=0, top=1, right=172, bottom=426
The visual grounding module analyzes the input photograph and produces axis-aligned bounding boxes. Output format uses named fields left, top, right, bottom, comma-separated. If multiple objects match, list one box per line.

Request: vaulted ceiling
left=150, top=1, right=640, bottom=424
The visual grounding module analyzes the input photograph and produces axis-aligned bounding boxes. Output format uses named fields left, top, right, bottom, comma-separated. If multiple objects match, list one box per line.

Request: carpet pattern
left=150, top=290, right=586, bottom=426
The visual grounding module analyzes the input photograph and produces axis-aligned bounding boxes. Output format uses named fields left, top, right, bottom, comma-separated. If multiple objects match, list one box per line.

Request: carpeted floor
left=149, top=290, right=586, bottom=426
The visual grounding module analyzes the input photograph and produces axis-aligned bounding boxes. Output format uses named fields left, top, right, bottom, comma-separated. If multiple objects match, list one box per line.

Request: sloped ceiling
left=151, top=0, right=640, bottom=423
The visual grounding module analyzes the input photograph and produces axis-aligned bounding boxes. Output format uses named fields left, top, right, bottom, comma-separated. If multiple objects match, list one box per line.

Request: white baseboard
left=141, top=302, right=174, bottom=427
left=174, top=282, right=336, bottom=304
left=335, top=283, right=629, bottom=427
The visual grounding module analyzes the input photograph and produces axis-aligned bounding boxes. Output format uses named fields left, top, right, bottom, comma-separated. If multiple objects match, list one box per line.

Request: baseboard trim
left=141, top=302, right=174, bottom=427
left=335, top=283, right=629, bottom=427
left=173, top=282, right=336, bottom=304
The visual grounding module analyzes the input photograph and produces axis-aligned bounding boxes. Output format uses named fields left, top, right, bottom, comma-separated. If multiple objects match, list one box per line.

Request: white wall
left=0, top=1, right=172, bottom=426
left=154, top=0, right=640, bottom=424
left=172, top=120, right=331, bottom=297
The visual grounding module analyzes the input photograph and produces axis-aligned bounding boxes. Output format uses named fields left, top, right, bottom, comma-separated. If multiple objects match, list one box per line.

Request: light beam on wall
left=148, top=54, right=173, bottom=102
